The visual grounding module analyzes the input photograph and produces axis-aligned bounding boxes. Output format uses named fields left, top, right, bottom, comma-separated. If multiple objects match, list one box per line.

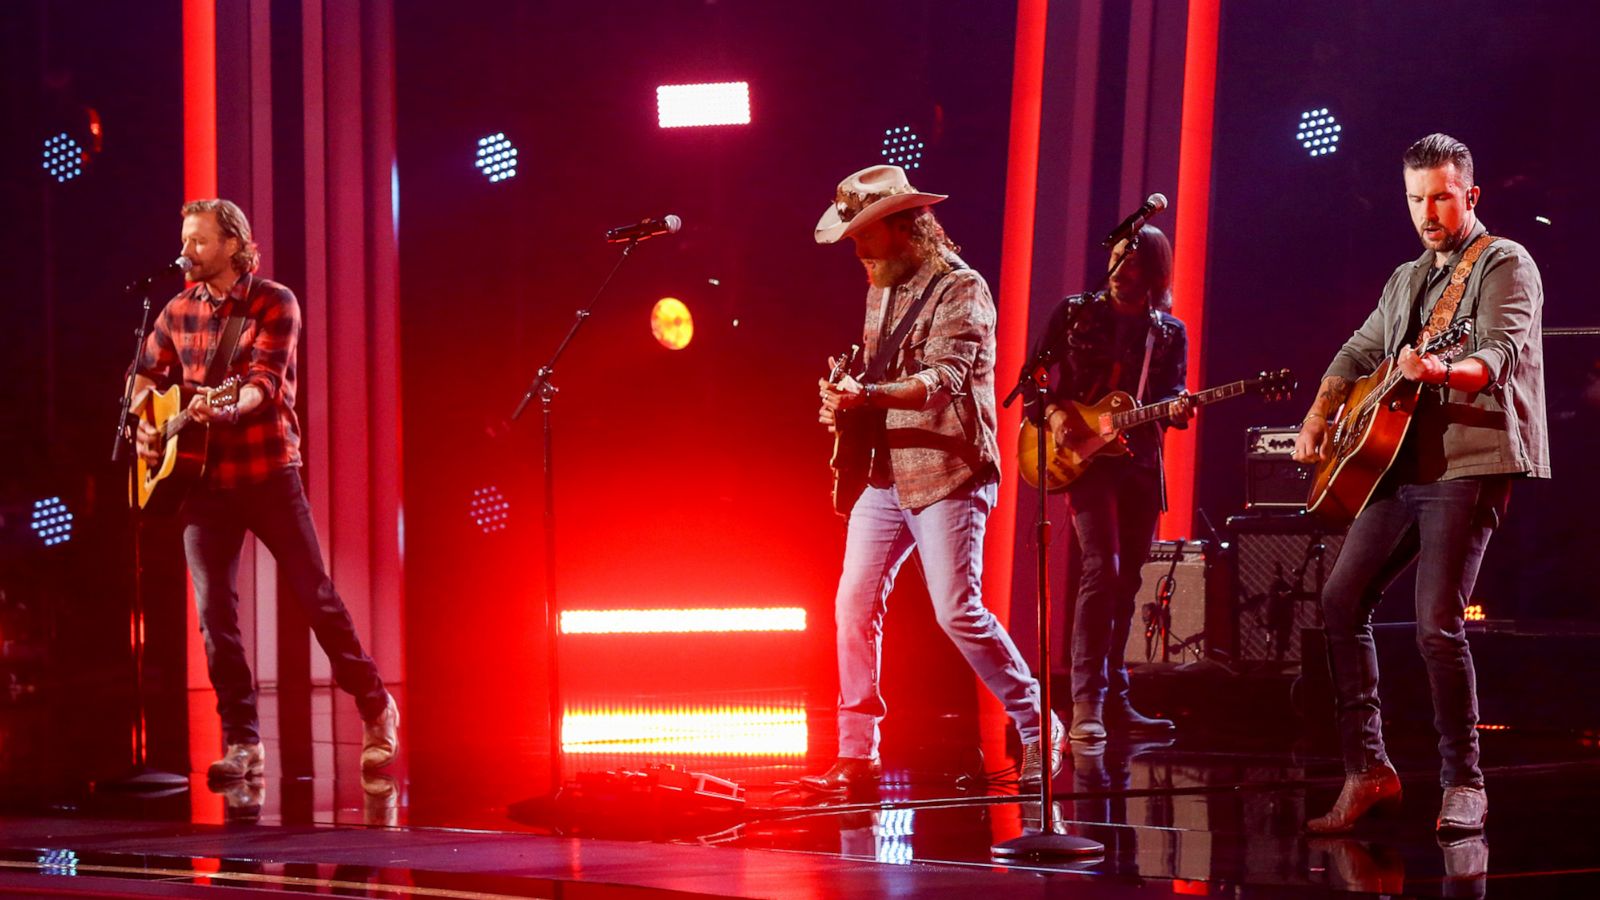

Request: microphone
left=124, top=256, right=194, bottom=292
left=1101, top=193, right=1168, bottom=248
left=605, top=214, right=682, bottom=244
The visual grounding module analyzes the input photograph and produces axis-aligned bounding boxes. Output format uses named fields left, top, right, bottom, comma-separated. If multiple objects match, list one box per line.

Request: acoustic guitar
left=1305, top=319, right=1473, bottom=525
left=1018, top=369, right=1296, bottom=492
left=130, top=377, right=241, bottom=513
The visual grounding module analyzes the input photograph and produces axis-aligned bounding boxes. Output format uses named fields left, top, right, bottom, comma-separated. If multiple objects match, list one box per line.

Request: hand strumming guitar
left=136, top=419, right=163, bottom=466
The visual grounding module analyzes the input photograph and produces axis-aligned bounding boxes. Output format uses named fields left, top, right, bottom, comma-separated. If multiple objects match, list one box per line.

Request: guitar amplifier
left=1125, top=540, right=1229, bottom=665
left=1224, top=514, right=1343, bottom=667
left=1245, top=426, right=1313, bottom=510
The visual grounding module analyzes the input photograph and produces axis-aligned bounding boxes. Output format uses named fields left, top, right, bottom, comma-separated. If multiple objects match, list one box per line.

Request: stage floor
left=2, top=681, right=1598, bottom=898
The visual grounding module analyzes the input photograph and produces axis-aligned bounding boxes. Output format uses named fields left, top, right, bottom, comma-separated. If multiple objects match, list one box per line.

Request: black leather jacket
left=1022, top=294, right=1188, bottom=468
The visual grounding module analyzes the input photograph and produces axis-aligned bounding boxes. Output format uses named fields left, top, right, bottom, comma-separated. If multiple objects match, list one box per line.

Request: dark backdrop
left=394, top=0, right=1021, bottom=801
left=1204, top=0, right=1598, bottom=621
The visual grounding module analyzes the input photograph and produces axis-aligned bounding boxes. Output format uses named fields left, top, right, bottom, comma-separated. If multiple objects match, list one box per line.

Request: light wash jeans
left=833, top=477, right=1050, bottom=758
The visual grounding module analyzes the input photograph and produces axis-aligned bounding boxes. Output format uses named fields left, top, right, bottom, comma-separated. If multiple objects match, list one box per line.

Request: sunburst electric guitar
left=1306, top=319, right=1474, bottom=525
left=1018, top=369, right=1296, bottom=492
left=130, top=377, right=241, bottom=513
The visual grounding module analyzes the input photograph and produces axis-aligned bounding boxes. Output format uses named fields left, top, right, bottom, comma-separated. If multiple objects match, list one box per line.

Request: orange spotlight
left=651, top=297, right=693, bottom=350
left=1464, top=603, right=1486, bottom=622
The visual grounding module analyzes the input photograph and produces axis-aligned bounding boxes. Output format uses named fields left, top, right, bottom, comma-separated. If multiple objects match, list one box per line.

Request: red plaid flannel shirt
left=137, top=274, right=302, bottom=488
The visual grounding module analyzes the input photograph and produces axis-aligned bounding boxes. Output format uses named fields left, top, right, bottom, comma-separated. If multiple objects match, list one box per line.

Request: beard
left=859, top=254, right=919, bottom=288
left=1418, top=219, right=1470, bottom=254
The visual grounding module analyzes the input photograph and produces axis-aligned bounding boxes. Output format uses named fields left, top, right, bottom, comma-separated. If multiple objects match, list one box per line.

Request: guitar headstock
left=1423, top=319, right=1474, bottom=360
left=206, top=376, right=243, bottom=414
left=1250, top=368, right=1297, bottom=402
left=828, top=344, right=862, bottom=385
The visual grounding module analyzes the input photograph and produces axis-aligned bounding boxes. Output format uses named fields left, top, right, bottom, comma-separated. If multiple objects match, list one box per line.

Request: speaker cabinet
left=1225, top=514, right=1343, bottom=667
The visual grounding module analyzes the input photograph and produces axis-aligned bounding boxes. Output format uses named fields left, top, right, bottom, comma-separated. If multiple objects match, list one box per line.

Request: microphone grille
left=174, top=256, right=195, bottom=272
left=1147, top=193, right=1169, bottom=211
left=663, top=214, right=683, bottom=234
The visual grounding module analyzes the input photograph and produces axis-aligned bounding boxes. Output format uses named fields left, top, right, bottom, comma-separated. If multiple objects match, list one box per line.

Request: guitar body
left=1016, top=370, right=1296, bottom=493
left=830, top=408, right=878, bottom=515
left=1017, top=391, right=1135, bottom=492
left=1306, top=357, right=1421, bottom=526
left=133, top=384, right=209, bottom=513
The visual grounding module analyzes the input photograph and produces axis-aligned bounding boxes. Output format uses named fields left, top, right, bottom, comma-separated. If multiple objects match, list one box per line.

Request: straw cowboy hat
left=814, top=165, right=947, bottom=244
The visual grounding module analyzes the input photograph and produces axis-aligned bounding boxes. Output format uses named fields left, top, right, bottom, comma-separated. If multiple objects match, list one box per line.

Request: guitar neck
left=1111, top=380, right=1249, bottom=430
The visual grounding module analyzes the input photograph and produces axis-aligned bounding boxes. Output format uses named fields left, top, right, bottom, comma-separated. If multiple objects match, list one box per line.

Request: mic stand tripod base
left=992, top=829, right=1105, bottom=860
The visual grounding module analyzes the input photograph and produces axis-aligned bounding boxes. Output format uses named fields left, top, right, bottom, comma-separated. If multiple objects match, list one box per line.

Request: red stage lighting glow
left=560, top=607, right=805, bottom=634
left=562, top=704, right=806, bottom=755
left=655, top=82, right=751, bottom=128
left=650, top=297, right=694, bottom=350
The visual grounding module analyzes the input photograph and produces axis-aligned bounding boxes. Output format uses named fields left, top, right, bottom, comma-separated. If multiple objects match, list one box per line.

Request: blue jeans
left=182, top=467, right=389, bottom=746
left=1320, top=476, right=1509, bottom=787
left=1066, top=460, right=1162, bottom=705
left=833, top=478, right=1049, bottom=759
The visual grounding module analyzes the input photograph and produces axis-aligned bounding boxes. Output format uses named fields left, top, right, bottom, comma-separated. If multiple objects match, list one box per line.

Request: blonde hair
left=181, top=198, right=261, bottom=274
left=885, top=206, right=960, bottom=267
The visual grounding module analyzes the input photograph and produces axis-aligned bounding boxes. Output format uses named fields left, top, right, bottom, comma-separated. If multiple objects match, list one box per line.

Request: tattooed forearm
left=1307, top=376, right=1351, bottom=419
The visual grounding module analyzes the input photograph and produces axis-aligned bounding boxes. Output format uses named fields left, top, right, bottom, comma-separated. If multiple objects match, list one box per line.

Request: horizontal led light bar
left=562, top=705, right=806, bottom=755
left=656, top=82, right=751, bottom=128
left=560, top=607, right=806, bottom=634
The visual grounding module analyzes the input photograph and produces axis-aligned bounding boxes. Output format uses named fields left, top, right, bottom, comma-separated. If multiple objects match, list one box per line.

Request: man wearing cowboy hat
left=805, top=165, right=1064, bottom=793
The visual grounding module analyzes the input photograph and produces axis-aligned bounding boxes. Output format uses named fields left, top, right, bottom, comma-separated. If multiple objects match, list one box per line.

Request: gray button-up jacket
left=1323, top=221, right=1549, bottom=480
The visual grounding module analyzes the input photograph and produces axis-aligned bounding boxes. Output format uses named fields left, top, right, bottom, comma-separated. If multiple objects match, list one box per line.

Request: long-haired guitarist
left=806, top=165, right=1064, bottom=794
left=130, top=199, right=397, bottom=784
left=1020, top=224, right=1192, bottom=745
left=1291, top=134, right=1548, bottom=835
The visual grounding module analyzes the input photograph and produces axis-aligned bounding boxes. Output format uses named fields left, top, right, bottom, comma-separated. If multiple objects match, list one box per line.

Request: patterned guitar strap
left=1419, top=232, right=1497, bottom=345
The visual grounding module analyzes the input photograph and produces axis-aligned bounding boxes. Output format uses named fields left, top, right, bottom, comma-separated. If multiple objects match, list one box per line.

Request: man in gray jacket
left=1293, top=134, right=1547, bottom=835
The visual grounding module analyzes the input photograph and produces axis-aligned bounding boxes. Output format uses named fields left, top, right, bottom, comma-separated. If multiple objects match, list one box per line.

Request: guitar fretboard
left=1110, top=380, right=1250, bottom=430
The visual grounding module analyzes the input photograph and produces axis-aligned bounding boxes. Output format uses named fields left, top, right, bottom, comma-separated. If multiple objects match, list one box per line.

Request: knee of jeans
left=933, top=598, right=987, bottom=634
left=1078, top=552, right=1118, bottom=588
left=834, top=599, right=879, bottom=637
left=1416, top=625, right=1468, bottom=658
left=1320, top=585, right=1368, bottom=632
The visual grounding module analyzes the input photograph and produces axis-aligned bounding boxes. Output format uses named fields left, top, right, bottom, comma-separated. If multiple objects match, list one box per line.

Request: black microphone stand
left=993, top=237, right=1140, bottom=861
left=507, top=238, right=640, bottom=795
left=102, top=285, right=188, bottom=794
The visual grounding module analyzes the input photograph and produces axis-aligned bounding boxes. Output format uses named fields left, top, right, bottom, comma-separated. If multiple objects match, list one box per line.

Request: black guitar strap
left=202, top=275, right=252, bottom=387
left=864, top=263, right=963, bottom=383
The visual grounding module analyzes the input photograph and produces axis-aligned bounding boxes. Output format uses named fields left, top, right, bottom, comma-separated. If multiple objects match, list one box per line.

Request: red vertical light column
left=1164, top=0, right=1220, bottom=541
left=985, top=0, right=1048, bottom=765
left=183, top=0, right=221, bottom=776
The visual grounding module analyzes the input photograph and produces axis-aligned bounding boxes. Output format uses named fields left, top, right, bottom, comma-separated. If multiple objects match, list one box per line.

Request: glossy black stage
left=4, top=661, right=1599, bottom=900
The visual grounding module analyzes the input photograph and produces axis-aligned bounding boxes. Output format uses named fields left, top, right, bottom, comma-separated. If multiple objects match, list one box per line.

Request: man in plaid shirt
left=132, top=199, right=397, bottom=783
left=804, top=166, right=1063, bottom=794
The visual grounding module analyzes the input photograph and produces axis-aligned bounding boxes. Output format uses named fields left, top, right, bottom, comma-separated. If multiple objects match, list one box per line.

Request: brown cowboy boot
left=1306, top=762, right=1402, bottom=833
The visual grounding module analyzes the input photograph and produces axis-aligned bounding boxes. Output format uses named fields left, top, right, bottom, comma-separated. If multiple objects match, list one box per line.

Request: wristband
left=1442, top=359, right=1452, bottom=389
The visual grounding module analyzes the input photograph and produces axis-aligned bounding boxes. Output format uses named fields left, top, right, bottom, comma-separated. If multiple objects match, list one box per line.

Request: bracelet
left=1301, top=413, right=1327, bottom=426
left=1442, top=359, right=1452, bottom=389
left=863, top=383, right=877, bottom=408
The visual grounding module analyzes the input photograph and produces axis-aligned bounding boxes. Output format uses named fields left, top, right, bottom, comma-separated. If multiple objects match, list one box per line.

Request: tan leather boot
left=1306, top=761, right=1402, bottom=833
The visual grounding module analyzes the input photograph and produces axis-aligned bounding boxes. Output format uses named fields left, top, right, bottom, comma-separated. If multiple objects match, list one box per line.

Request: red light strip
left=1164, top=0, right=1221, bottom=540
left=560, top=607, right=806, bottom=634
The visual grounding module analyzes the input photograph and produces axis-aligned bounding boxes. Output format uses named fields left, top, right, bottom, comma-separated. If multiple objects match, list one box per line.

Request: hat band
left=834, top=183, right=913, bottom=223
